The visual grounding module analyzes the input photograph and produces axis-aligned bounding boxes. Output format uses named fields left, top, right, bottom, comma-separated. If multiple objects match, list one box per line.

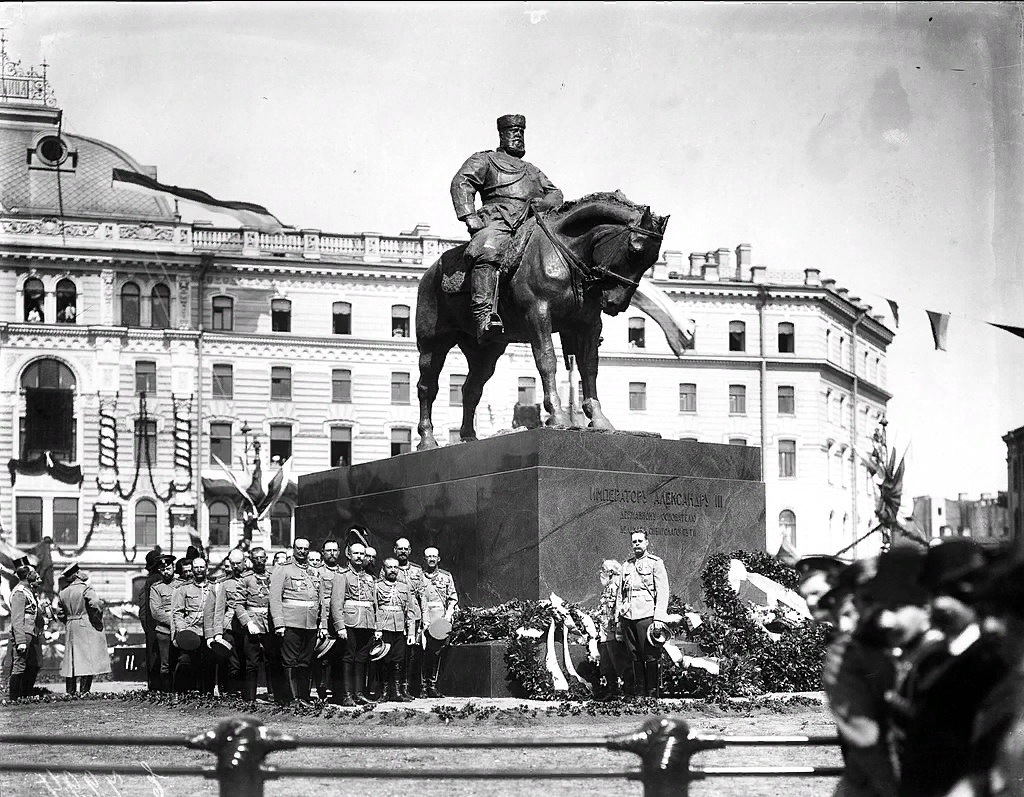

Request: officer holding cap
left=615, top=529, right=670, bottom=699
left=421, top=547, right=458, bottom=698
left=269, top=537, right=326, bottom=705
left=330, top=541, right=381, bottom=706
left=171, top=556, right=215, bottom=694
left=148, top=554, right=177, bottom=692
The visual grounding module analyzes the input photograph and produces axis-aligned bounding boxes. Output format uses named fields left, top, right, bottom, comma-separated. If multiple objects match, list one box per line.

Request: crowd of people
left=794, top=536, right=1024, bottom=797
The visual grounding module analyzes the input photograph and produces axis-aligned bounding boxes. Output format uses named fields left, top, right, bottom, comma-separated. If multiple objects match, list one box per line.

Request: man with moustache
left=171, top=557, right=215, bottom=694
left=615, top=529, right=670, bottom=699
left=8, top=562, right=44, bottom=701
left=230, top=546, right=273, bottom=703
left=375, top=557, right=416, bottom=702
left=139, top=548, right=166, bottom=692
left=330, top=541, right=381, bottom=706
left=148, top=555, right=178, bottom=692
left=305, top=549, right=325, bottom=696
left=420, top=547, right=458, bottom=698
left=317, top=539, right=347, bottom=702
left=208, top=548, right=246, bottom=695
left=269, top=538, right=325, bottom=705
left=393, top=538, right=427, bottom=699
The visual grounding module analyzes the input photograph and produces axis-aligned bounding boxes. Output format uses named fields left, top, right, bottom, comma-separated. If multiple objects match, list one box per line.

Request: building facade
left=0, top=60, right=895, bottom=600
left=911, top=493, right=1010, bottom=550
left=1002, top=424, right=1024, bottom=547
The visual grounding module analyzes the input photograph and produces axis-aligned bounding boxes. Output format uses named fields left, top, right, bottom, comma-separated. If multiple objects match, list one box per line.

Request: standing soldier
left=148, top=555, right=177, bottom=692
left=318, top=539, right=347, bottom=702
left=230, top=546, right=273, bottom=703
left=596, top=559, right=630, bottom=700
left=8, top=561, right=44, bottom=701
left=330, top=541, right=381, bottom=706
left=138, top=548, right=165, bottom=692
left=394, top=538, right=426, bottom=699
left=269, top=537, right=325, bottom=705
left=171, top=557, right=215, bottom=694
left=209, top=548, right=246, bottom=695
left=56, top=563, right=111, bottom=694
left=421, top=547, right=458, bottom=699
left=615, top=530, right=670, bottom=699
left=375, top=557, right=416, bottom=702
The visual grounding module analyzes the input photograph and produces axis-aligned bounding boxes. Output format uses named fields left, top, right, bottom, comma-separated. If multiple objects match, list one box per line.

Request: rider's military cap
left=497, top=114, right=526, bottom=131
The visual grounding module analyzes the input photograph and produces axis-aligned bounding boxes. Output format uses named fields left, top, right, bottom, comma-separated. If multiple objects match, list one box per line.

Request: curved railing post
left=188, top=715, right=297, bottom=797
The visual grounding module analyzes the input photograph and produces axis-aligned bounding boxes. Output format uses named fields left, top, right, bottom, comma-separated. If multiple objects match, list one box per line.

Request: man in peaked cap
left=8, top=559, right=43, bottom=701
left=450, top=114, right=564, bottom=343
left=56, top=562, right=110, bottom=694
left=139, top=547, right=166, bottom=691
left=795, top=554, right=849, bottom=623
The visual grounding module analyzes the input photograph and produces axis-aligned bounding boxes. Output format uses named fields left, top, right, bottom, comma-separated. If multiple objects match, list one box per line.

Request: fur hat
left=497, top=114, right=526, bottom=131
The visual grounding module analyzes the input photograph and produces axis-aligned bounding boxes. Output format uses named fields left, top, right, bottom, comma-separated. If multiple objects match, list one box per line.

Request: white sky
left=4, top=2, right=1023, bottom=504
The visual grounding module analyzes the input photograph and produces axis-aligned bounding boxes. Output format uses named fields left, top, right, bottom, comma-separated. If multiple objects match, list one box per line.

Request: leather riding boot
left=392, top=664, right=413, bottom=702
left=353, top=663, right=374, bottom=706
left=80, top=676, right=93, bottom=694
left=367, top=661, right=381, bottom=701
left=339, top=663, right=356, bottom=707
left=423, top=653, right=444, bottom=698
left=299, top=667, right=312, bottom=701
left=399, top=655, right=415, bottom=699
left=242, top=674, right=258, bottom=703
left=8, top=673, right=23, bottom=702
left=379, top=663, right=395, bottom=703
left=24, top=667, right=39, bottom=697
left=645, top=661, right=661, bottom=699
left=283, top=667, right=302, bottom=705
left=65, top=677, right=78, bottom=695
left=632, top=662, right=647, bottom=699
left=470, top=263, right=503, bottom=343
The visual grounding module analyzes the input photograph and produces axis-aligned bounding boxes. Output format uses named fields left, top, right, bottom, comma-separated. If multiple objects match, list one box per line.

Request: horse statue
left=415, top=190, right=683, bottom=450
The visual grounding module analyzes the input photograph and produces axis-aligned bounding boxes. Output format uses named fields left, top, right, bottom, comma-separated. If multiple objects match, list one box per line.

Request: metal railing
left=0, top=715, right=843, bottom=797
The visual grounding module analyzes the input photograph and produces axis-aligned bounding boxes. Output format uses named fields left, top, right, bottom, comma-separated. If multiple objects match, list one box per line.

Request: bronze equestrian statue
left=415, top=116, right=672, bottom=450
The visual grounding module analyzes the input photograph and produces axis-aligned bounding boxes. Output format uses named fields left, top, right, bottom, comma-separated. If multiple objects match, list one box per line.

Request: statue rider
left=450, top=115, right=564, bottom=343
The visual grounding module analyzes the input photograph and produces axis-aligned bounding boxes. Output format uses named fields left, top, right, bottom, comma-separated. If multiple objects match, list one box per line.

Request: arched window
left=56, top=279, right=77, bottom=324
left=136, top=498, right=157, bottom=547
left=333, top=301, right=352, bottom=335
left=21, top=359, right=76, bottom=461
left=24, top=278, right=45, bottom=322
left=121, top=282, right=141, bottom=327
left=628, top=317, right=646, bottom=348
left=779, top=510, right=796, bottom=547
left=270, top=502, right=292, bottom=547
left=728, top=320, right=746, bottom=352
left=209, top=501, right=231, bottom=547
left=391, top=304, right=410, bottom=338
left=151, top=283, right=171, bottom=329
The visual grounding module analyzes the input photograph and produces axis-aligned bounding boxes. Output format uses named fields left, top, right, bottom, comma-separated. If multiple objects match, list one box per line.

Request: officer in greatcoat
left=615, top=529, right=670, bottom=699
left=450, top=114, right=563, bottom=343
left=148, top=555, right=177, bottom=692
left=171, top=556, right=215, bottom=694
left=8, top=561, right=44, bottom=701
left=269, top=537, right=325, bottom=704
left=394, top=537, right=427, bottom=700
left=229, top=546, right=273, bottom=703
left=421, top=546, right=459, bottom=699
left=375, top=557, right=416, bottom=703
left=56, top=563, right=111, bottom=694
left=330, top=541, right=381, bottom=706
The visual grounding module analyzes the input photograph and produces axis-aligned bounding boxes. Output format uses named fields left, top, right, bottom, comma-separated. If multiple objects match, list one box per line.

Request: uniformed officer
left=139, top=548, right=165, bottom=692
left=596, top=559, right=630, bottom=700
left=269, top=537, right=326, bottom=705
left=330, top=542, right=381, bottom=706
left=57, top=563, right=111, bottom=694
left=148, top=555, right=177, bottom=692
left=450, top=114, right=564, bottom=343
left=209, top=548, right=246, bottom=695
left=305, top=549, right=325, bottom=695
left=8, top=562, right=44, bottom=701
left=375, top=557, right=416, bottom=702
left=171, top=556, right=215, bottom=694
left=394, top=537, right=427, bottom=699
left=316, top=538, right=347, bottom=701
left=230, top=546, right=273, bottom=703
left=615, top=530, right=670, bottom=699
left=421, top=546, right=458, bottom=698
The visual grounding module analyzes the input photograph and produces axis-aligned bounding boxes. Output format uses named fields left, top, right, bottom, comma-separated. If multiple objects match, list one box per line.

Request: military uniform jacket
left=422, top=569, right=458, bottom=625
left=10, top=583, right=44, bottom=645
left=450, top=150, right=563, bottom=222
left=211, top=574, right=244, bottom=637
left=375, top=578, right=415, bottom=634
left=396, top=562, right=427, bottom=622
left=616, top=553, right=670, bottom=622
left=330, top=568, right=377, bottom=631
left=230, top=571, right=271, bottom=634
left=269, top=562, right=324, bottom=631
left=148, top=580, right=176, bottom=635
left=318, top=564, right=344, bottom=629
left=171, top=580, right=214, bottom=637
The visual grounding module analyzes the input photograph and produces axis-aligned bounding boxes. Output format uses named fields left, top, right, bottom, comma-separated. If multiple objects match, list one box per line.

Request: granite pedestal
left=297, top=428, right=765, bottom=607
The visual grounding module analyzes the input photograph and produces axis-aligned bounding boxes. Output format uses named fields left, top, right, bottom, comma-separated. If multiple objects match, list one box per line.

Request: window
left=208, top=502, right=230, bottom=547
left=333, top=301, right=352, bottom=335
left=135, top=361, right=157, bottom=396
left=450, top=374, right=465, bottom=406
left=629, top=382, right=647, bottom=411
left=269, top=425, right=292, bottom=463
left=136, top=498, right=157, bottom=547
left=331, top=427, right=352, bottom=467
left=209, top=423, right=232, bottom=465
left=839, top=336, right=846, bottom=366
left=448, top=430, right=462, bottom=444
left=778, top=322, right=794, bottom=353
left=518, top=377, right=536, bottom=405
left=23, top=278, right=45, bottom=322
left=212, top=296, right=233, bottom=331
left=21, top=359, right=76, bottom=461
left=270, top=503, right=292, bottom=547
left=679, top=383, right=696, bottom=413
left=56, top=279, right=77, bottom=324
left=135, top=419, right=157, bottom=464
left=729, top=320, right=746, bottom=352
left=271, top=366, right=292, bottom=401
left=53, top=497, right=79, bottom=546
left=827, top=446, right=834, bottom=485
left=151, top=284, right=171, bottom=329
left=212, top=364, right=233, bottom=399
left=875, top=357, right=881, bottom=382
left=392, top=305, right=411, bottom=338
left=628, top=317, right=646, bottom=349
left=839, top=451, right=847, bottom=487
left=779, top=439, right=796, bottom=478
left=391, top=428, right=412, bottom=456
left=16, top=497, right=43, bottom=545
left=778, top=385, right=795, bottom=415
left=779, top=510, right=797, bottom=547
left=862, top=351, right=869, bottom=375
left=391, top=372, right=411, bottom=404
left=729, top=438, right=747, bottom=446
left=729, top=384, right=746, bottom=415
left=839, top=396, right=847, bottom=428
left=121, top=282, right=141, bottom=327
left=271, top=298, right=292, bottom=332
left=332, top=369, right=352, bottom=403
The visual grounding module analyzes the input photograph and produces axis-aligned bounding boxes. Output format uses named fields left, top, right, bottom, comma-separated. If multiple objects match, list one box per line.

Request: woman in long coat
left=57, top=563, right=111, bottom=693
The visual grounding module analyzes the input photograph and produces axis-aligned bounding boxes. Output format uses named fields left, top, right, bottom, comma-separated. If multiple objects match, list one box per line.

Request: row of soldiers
left=139, top=534, right=459, bottom=706
left=794, top=536, right=1024, bottom=797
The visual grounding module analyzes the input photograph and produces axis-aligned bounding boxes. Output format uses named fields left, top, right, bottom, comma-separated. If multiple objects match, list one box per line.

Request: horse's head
left=595, top=206, right=670, bottom=315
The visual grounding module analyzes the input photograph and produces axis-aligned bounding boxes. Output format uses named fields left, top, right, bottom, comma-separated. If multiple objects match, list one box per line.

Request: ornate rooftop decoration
left=1, top=31, right=58, bottom=107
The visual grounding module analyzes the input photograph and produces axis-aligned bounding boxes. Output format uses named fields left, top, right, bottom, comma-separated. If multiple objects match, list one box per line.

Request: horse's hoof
left=417, top=439, right=438, bottom=451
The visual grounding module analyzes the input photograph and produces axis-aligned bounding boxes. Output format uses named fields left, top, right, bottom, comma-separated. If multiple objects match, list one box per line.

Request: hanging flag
left=989, top=322, right=1024, bottom=341
left=926, top=310, right=950, bottom=351
left=111, top=168, right=285, bottom=233
left=257, top=457, right=293, bottom=520
left=246, top=455, right=267, bottom=510
left=885, top=299, right=900, bottom=328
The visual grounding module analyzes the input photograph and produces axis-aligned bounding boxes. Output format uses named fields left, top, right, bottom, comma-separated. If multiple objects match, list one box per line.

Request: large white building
left=0, top=57, right=894, bottom=600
